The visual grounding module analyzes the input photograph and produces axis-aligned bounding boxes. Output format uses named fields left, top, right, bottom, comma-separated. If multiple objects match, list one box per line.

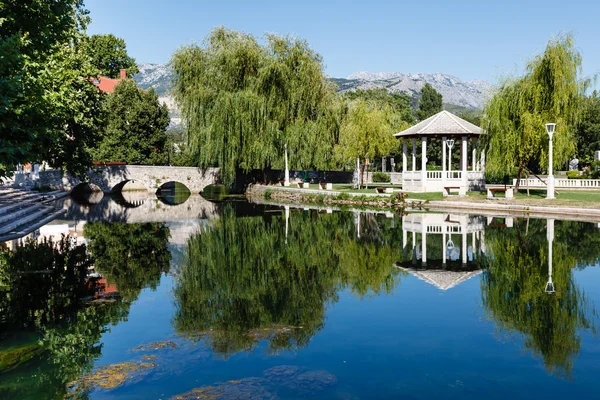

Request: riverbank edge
left=246, top=184, right=600, bottom=220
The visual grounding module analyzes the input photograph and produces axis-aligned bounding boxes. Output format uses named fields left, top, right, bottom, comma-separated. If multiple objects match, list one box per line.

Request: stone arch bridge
left=39, top=165, right=220, bottom=193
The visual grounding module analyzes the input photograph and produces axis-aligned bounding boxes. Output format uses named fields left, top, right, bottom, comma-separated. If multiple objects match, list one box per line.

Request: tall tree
left=335, top=99, right=400, bottom=187
left=0, top=0, right=103, bottom=178
left=416, top=83, right=443, bottom=121
left=91, top=79, right=170, bottom=164
left=481, top=34, right=587, bottom=185
left=86, top=34, right=138, bottom=78
left=171, top=27, right=340, bottom=186
left=574, top=92, right=600, bottom=165
left=344, top=88, right=415, bottom=125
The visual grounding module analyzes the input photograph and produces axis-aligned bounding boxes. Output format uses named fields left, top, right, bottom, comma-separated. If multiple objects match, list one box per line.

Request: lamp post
left=446, top=139, right=455, bottom=172
left=545, top=218, right=556, bottom=294
left=284, top=143, right=290, bottom=187
left=545, top=123, right=556, bottom=199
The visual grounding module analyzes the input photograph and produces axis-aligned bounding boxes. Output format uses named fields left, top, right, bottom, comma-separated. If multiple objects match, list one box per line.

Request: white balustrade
left=427, top=171, right=442, bottom=179
left=514, top=178, right=600, bottom=189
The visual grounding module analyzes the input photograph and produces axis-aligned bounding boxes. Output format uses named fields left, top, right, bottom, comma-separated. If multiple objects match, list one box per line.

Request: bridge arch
left=156, top=181, right=191, bottom=205
left=109, top=179, right=149, bottom=194
left=71, top=183, right=104, bottom=205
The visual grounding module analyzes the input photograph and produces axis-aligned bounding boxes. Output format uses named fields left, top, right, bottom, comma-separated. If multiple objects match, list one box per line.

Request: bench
left=375, top=187, right=394, bottom=194
left=443, top=186, right=466, bottom=197
left=295, top=182, right=310, bottom=189
left=319, top=182, right=333, bottom=190
left=487, top=187, right=514, bottom=199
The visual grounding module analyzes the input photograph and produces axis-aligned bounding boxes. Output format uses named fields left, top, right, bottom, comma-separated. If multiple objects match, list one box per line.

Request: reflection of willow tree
left=174, top=208, right=405, bottom=354
left=481, top=219, right=598, bottom=378
left=0, top=238, right=130, bottom=399
left=84, top=222, right=171, bottom=301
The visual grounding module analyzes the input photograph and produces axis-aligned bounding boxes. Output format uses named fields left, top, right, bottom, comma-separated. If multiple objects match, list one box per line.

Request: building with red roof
left=91, top=69, right=127, bottom=93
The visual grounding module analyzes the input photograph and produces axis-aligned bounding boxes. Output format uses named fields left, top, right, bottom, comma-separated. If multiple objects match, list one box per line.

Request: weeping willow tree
left=334, top=99, right=403, bottom=188
left=171, top=27, right=341, bottom=186
left=480, top=219, right=598, bottom=378
left=481, top=34, right=588, bottom=186
left=173, top=207, right=405, bottom=355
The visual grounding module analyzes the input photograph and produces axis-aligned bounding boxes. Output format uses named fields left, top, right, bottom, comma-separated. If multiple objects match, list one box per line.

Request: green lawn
left=467, top=189, right=600, bottom=202
left=285, top=183, right=600, bottom=205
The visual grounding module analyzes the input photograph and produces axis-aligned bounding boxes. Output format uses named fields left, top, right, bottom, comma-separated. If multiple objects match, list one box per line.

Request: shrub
left=264, top=189, right=272, bottom=200
left=566, top=170, right=582, bottom=179
left=485, top=170, right=515, bottom=185
left=372, top=172, right=390, bottom=183
left=591, top=161, right=600, bottom=179
left=334, top=192, right=351, bottom=201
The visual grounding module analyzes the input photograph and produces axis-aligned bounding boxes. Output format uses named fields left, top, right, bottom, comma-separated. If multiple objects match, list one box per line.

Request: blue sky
left=86, top=0, right=599, bottom=83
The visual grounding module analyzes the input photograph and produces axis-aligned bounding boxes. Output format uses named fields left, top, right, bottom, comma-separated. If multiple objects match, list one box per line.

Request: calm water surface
left=2, top=191, right=600, bottom=399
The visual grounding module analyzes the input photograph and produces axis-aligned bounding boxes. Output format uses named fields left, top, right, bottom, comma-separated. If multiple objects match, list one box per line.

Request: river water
left=1, top=191, right=600, bottom=399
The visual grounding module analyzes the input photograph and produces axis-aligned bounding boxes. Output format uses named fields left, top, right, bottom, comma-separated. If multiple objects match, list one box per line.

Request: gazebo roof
left=394, top=110, right=482, bottom=138
left=396, top=265, right=482, bottom=291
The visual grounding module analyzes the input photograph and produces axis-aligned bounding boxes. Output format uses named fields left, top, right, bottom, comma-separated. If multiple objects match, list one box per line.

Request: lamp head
left=447, top=139, right=455, bottom=148
left=545, top=123, right=556, bottom=138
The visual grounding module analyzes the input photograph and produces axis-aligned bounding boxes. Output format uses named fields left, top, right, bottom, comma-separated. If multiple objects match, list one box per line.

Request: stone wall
left=40, top=166, right=220, bottom=193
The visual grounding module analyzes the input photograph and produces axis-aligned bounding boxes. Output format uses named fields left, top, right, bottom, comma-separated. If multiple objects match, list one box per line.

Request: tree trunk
left=515, top=164, right=523, bottom=191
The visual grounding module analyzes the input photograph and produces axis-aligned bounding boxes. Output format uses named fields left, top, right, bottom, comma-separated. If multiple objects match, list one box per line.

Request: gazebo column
left=402, top=141, right=407, bottom=187
left=442, top=136, right=447, bottom=185
left=442, top=229, right=447, bottom=265
left=411, top=139, right=416, bottom=172
left=421, top=224, right=427, bottom=266
left=421, top=136, right=427, bottom=191
left=462, top=230, right=467, bottom=266
left=480, top=150, right=486, bottom=172
left=461, top=136, right=468, bottom=190
left=472, top=139, right=477, bottom=171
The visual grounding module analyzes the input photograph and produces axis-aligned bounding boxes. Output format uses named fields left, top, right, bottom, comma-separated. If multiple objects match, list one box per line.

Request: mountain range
left=133, top=63, right=494, bottom=130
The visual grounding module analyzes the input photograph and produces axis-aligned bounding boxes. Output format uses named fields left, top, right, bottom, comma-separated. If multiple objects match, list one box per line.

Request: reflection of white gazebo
left=395, top=110, right=485, bottom=193
left=398, top=213, right=487, bottom=290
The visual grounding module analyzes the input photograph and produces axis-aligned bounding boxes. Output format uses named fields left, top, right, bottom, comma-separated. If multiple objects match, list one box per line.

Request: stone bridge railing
left=39, top=165, right=220, bottom=193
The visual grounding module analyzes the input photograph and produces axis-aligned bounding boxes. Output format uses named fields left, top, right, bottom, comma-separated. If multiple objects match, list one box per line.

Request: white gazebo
left=396, top=212, right=487, bottom=290
left=395, top=110, right=485, bottom=193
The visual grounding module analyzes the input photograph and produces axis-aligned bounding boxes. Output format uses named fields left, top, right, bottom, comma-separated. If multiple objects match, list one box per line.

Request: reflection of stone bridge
left=39, top=166, right=220, bottom=193
left=57, top=193, right=220, bottom=223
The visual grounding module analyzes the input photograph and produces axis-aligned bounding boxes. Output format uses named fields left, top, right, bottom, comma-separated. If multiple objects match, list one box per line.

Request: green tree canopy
left=90, top=79, right=170, bottom=164
left=84, top=222, right=171, bottom=301
left=344, top=88, right=415, bottom=125
left=334, top=99, right=400, bottom=186
left=86, top=33, right=139, bottom=78
left=416, top=83, right=443, bottom=121
left=481, top=34, right=587, bottom=183
left=171, top=27, right=340, bottom=186
left=0, top=0, right=104, bottom=178
left=481, top=219, right=598, bottom=377
left=174, top=207, right=404, bottom=355
left=574, top=92, right=600, bottom=165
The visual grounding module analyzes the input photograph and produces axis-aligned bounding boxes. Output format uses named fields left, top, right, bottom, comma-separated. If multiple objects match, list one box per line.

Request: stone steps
left=0, top=206, right=55, bottom=235
left=0, top=188, right=68, bottom=240
left=0, top=203, right=43, bottom=225
left=0, top=209, right=66, bottom=243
